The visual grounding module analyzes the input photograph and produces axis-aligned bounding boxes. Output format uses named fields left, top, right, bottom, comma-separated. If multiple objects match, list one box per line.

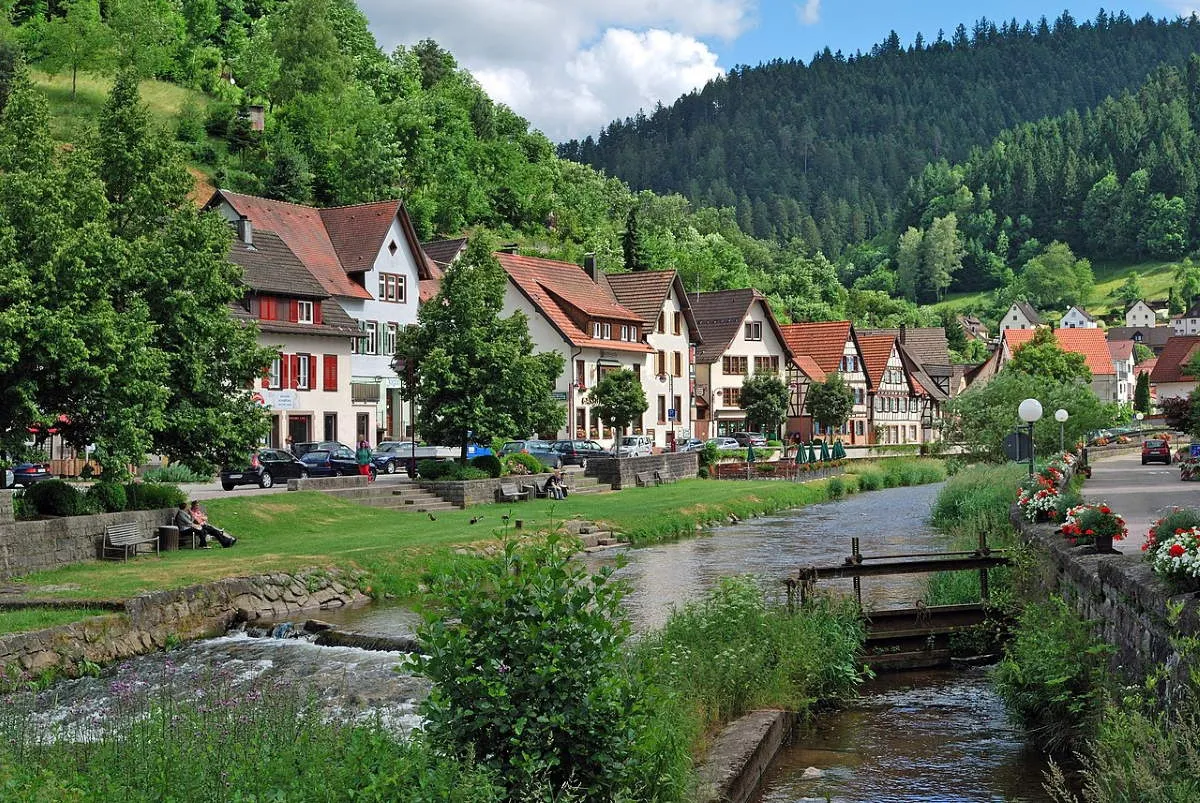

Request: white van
left=616, top=435, right=653, bottom=458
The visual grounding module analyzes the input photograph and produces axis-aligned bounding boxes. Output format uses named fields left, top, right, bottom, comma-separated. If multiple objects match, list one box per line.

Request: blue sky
left=360, top=1, right=1190, bottom=141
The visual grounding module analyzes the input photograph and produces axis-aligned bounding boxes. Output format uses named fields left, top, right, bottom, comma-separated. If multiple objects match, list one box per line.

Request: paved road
left=1084, top=451, right=1199, bottom=545
left=179, top=470, right=416, bottom=501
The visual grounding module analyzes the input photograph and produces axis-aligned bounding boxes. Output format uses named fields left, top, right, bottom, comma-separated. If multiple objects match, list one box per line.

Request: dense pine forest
left=560, top=11, right=1200, bottom=260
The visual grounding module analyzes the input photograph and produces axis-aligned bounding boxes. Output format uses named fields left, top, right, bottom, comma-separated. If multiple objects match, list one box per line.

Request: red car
left=1142, top=439, right=1171, bottom=465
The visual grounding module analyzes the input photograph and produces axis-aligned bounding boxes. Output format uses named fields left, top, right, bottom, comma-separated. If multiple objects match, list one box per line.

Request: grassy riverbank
left=1, top=459, right=946, bottom=609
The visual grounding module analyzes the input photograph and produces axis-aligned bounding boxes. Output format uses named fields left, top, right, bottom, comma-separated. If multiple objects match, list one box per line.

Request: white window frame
left=593, top=321, right=602, bottom=338
left=745, top=321, right=763, bottom=341
left=365, top=321, right=379, bottom=355
left=297, top=300, right=314, bottom=324
left=268, top=356, right=281, bottom=389
left=603, top=323, right=612, bottom=339
left=385, top=322, right=398, bottom=357
left=297, top=354, right=310, bottom=390
left=378, top=273, right=407, bottom=303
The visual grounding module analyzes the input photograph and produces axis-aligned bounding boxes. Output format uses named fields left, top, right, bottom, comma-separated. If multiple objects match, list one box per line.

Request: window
left=593, top=321, right=602, bottom=338
left=351, top=382, right=380, bottom=403
left=378, top=273, right=406, bottom=302
left=364, top=321, right=378, bottom=355
left=725, top=387, right=741, bottom=407
left=658, top=312, right=666, bottom=333
left=620, top=325, right=631, bottom=341
left=856, top=420, right=865, bottom=436
left=259, top=295, right=278, bottom=321
left=385, top=323, right=398, bottom=357
left=744, top=321, right=762, bottom=341
left=575, top=359, right=586, bottom=387
left=722, top=355, right=748, bottom=375
left=658, top=395, right=667, bottom=424
left=673, top=311, right=681, bottom=335
left=875, top=396, right=884, bottom=412
left=673, top=395, right=682, bottom=421
left=673, top=352, right=683, bottom=377
left=656, top=350, right=667, bottom=376
left=297, top=354, right=311, bottom=390
left=754, top=356, right=779, bottom=374
left=603, top=323, right=612, bottom=339
left=297, top=300, right=314, bottom=324
left=387, top=240, right=398, bottom=256
left=268, top=356, right=281, bottom=389
left=322, top=355, right=337, bottom=391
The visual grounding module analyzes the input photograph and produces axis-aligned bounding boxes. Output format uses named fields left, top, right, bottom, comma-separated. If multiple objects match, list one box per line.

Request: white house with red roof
left=497, top=252, right=654, bottom=444
left=207, top=190, right=442, bottom=446
left=1149, top=336, right=1200, bottom=402
left=1107, top=340, right=1136, bottom=405
left=857, top=333, right=926, bottom=445
left=779, top=321, right=870, bottom=445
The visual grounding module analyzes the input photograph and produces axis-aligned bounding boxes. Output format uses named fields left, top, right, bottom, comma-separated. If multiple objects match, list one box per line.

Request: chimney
left=237, top=217, right=253, bottom=246
left=584, top=252, right=597, bottom=281
left=899, top=324, right=907, bottom=344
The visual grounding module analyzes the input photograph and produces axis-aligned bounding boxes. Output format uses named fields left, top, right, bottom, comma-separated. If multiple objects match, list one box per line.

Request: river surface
left=9, top=482, right=1051, bottom=798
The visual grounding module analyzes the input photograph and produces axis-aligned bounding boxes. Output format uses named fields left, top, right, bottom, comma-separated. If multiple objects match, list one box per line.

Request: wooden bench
left=496, top=483, right=530, bottom=503
left=523, top=481, right=548, bottom=499
left=634, top=470, right=660, bottom=487
left=655, top=467, right=678, bottom=484
left=102, top=521, right=158, bottom=562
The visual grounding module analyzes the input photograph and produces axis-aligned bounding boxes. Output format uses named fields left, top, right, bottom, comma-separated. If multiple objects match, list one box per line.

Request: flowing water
left=10, top=482, right=1051, bottom=798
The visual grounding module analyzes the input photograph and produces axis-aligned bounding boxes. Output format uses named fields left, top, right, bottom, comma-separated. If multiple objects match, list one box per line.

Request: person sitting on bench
left=543, top=469, right=567, bottom=500
left=174, top=502, right=210, bottom=548
left=190, top=501, right=237, bottom=548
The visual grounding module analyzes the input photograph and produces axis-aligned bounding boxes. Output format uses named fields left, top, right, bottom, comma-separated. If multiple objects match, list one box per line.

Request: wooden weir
left=785, top=533, right=1012, bottom=671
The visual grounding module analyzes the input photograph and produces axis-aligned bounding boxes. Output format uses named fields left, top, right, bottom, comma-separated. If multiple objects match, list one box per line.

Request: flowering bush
left=1180, top=458, right=1200, bottom=481
left=1058, top=503, right=1126, bottom=545
left=1017, top=479, right=1061, bottom=522
left=1039, top=464, right=1065, bottom=487
left=1148, top=526, right=1200, bottom=581
left=1142, top=508, right=1200, bottom=555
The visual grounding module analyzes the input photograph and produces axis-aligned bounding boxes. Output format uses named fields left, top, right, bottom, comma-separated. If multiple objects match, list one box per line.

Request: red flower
left=1099, top=505, right=1111, bottom=514
left=1170, top=544, right=1186, bottom=558
left=1085, top=529, right=1094, bottom=536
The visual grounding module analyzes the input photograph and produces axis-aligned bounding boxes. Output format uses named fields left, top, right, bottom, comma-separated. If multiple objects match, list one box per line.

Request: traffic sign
left=667, top=408, right=676, bottom=420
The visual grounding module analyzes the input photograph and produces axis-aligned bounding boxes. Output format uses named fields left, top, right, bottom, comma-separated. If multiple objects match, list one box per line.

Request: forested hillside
left=560, top=12, right=1200, bottom=259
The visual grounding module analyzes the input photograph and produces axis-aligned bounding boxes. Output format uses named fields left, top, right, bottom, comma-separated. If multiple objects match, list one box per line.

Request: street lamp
left=658, top=372, right=675, bottom=450
left=1018, top=398, right=1043, bottom=476
left=1055, top=408, right=1069, bottom=453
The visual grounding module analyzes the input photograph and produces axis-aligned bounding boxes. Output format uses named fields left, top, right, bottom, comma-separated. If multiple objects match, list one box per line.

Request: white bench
left=102, top=521, right=158, bottom=561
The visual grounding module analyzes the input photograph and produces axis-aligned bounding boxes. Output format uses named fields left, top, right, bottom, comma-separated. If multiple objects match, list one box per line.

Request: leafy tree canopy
left=739, top=373, right=789, bottom=435
left=805, top=374, right=854, bottom=434
left=584, top=369, right=648, bottom=437
left=1007, top=327, right=1092, bottom=383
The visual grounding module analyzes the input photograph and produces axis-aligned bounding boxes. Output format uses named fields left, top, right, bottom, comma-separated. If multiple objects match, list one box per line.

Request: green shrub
left=469, top=454, right=502, bottom=478
left=86, top=482, right=127, bottom=513
left=140, top=464, right=211, bottom=483
left=855, top=468, right=884, bottom=491
left=827, top=476, right=846, bottom=499
left=445, top=466, right=490, bottom=481
left=697, top=465, right=709, bottom=479
left=417, top=534, right=638, bottom=801
left=416, top=459, right=455, bottom=480
left=503, top=452, right=544, bottom=475
left=123, top=482, right=186, bottom=511
left=25, top=480, right=89, bottom=517
left=993, top=596, right=1111, bottom=753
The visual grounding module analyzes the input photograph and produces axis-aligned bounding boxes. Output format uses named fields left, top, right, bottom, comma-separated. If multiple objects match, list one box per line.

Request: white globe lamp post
left=1054, top=408, right=1069, bottom=453
left=1018, top=398, right=1044, bottom=475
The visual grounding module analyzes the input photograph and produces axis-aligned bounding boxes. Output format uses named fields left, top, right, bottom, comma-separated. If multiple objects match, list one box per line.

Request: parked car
left=615, top=435, right=653, bottom=458
left=300, top=445, right=376, bottom=478
left=706, top=437, right=740, bottom=451
left=292, top=440, right=350, bottom=458
left=731, top=431, right=768, bottom=447
left=550, top=439, right=611, bottom=467
left=1, top=462, right=51, bottom=489
left=220, top=449, right=308, bottom=490
left=499, top=439, right=562, bottom=469
left=1142, top=439, right=1172, bottom=465
left=676, top=438, right=706, bottom=453
left=372, top=441, right=415, bottom=474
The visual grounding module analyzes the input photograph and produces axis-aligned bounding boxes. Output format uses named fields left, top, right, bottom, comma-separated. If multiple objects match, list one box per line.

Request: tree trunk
left=72, top=65, right=78, bottom=99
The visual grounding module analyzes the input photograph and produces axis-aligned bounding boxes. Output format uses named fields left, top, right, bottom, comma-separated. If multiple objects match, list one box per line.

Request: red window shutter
left=289, top=300, right=300, bottom=323
left=280, top=353, right=291, bottom=388
left=323, top=355, right=337, bottom=391
left=313, top=302, right=323, bottom=325
left=261, top=296, right=274, bottom=321
left=307, top=356, right=317, bottom=390
left=290, top=355, right=301, bottom=390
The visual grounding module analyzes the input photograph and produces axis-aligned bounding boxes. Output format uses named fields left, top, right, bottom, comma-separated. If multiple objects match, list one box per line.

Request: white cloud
left=798, top=0, right=821, bottom=26
left=356, top=0, right=752, bottom=141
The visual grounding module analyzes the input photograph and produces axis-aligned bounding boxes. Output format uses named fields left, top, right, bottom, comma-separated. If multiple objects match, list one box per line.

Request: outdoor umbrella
left=819, top=440, right=831, bottom=461
left=807, top=442, right=818, bottom=463
left=832, top=440, right=846, bottom=459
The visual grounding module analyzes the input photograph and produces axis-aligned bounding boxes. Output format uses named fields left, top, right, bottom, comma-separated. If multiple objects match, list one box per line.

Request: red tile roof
left=319, top=201, right=404, bottom=272
left=1107, top=340, right=1135, bottom=362
left=793, top=355, right=825, bottom=382
left=856, top=333, right=898, bottom=388
left=1150, top=336, right=1200, bottom=383
left=1137, top=357, right=1157, bottom=377
left=779, top=321, right=852, bottom=375
left=1003, top=328, right=1115, bottom=375
left=497, top=253, right=651, bottom=353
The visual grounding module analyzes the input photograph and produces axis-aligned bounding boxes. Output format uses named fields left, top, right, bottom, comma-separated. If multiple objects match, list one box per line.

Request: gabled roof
left=603, top=270, right=702, bottom=343
left=856, top=333, right=897, bottom=388
left=1105, top=326, right=1171, bottom=348
left=1108, top=340, right=1135, bottom=362
left=1186, top=302, right=1200, bottom=319
left=1012, top=301, right=1042, bottom=324
left=229, top=299, right=357, bottom=338
left=496, top=252, right=651, bottom=353
left=1065, top=305, right=1095, bottom=322
left=899, top=349, right=949, bottom=401
left=319, top=201, right=404, bottom=272
left=792, top=354, right=826, bottom=382
left=691, top=289, right=790, bottom=365
left=779, top=321, right=853, bottom=375
left=1137, top=357, right=1157, bottom=376
left=1150, top=336, right=1200, bottom=384
left=1125, top=299, right=1154, bottom=312
left=1003, top=328, right=1115, bottom=375
left=858, top=327, right=949, bottom=366
left=226, top=230, right=328, bottom=299
left=422, top=237, right=469, bottom=269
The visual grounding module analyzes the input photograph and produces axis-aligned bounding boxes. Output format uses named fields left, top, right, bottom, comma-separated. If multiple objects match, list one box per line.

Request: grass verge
left=0, top=608, right=114, bottom=634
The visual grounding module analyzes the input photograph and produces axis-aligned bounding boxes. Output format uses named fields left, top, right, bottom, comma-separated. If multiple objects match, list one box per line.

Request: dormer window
left=297, top=300, right=314, bottom=324
left=744, top=321, right=762, bottom=341
left=593, top=321, right=602, bottom=338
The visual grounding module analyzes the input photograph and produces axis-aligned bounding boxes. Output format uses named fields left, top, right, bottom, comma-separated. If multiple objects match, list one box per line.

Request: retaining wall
left=0, top=569, right=366, bottom=678
left=418, top=472, right=574, bottom=507
left=0, top=508, right=175, bottom=581
left=584, top=453, right=699, bottom=490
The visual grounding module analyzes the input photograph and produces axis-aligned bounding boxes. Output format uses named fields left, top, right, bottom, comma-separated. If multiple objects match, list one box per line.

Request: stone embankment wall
left=0, top=570, right=367, bottom=677
left=0, top=506, right=176, bottom=581
left=419, top=472, right=573, bottom=507
left=585, top=453, right=699, bottom=490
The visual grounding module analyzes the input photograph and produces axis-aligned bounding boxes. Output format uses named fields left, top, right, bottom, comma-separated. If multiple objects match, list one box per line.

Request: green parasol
left=807, top=442, right=818, bottom=463
left=832, top=439, right=846, bottom=459
left=819, top=440, right=831, bottom=461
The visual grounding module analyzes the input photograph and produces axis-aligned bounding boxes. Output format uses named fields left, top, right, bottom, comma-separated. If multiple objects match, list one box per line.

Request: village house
left=779, top=321, right=870, bottom=445
left=1060, top=305, right=1099, bottom=329
left=859, top=327, right=959, bottom=443
left=1107, top=340, right=1136, bottom=405
left=497, top=252, right=653, bottom=444
left=957, top=314, right=989, bottom=343
left=422, top=237, right=469, bottom=273
left=857, top=333, right=925, bottom=445
left=602, top=270, right=702, bottom=451
left=999, top=301, right=1042, bottom=332
left=1105, top=324, right=1172, bottom=355
left=207, top=190, right=442, bottom=446
left=979, top=328, right=1119, bottom=403
left=1174, top=302, right=1200, bottom=336
left=1125, top=299, right=1159, bottom=328
left=691, top=289, right=793, bottom=440
left=1149, top=336, right=1200, bottom=403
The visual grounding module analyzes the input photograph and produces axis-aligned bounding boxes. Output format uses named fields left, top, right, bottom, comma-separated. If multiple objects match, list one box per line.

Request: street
left=1083, top=451, right=1200, bottom=546
left=178, top=470, right=416, bottom=501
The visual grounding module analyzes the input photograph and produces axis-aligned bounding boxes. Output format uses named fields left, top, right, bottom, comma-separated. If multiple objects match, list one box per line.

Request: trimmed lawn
left=0, top=608, right=116, bottom=634
left=2, top=478, right=841, bottom=603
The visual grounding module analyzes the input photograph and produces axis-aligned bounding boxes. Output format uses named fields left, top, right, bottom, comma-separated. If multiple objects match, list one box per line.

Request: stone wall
left=287, top=475, right=368, bottom=491
left=419, top=472, right=571, bottom=507
left=1014, top=506, right=1200, bottom=684
left=0, top=508, right=176, bottom=581
left=0, top=491, right=13, bottom=525
left=585, top=453, right=699, bottom=490
left=0, top=569, right=366, bottom=677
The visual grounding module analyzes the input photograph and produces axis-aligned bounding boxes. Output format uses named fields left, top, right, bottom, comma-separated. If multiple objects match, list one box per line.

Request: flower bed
left=1058, top=503, right=1127, bottom=548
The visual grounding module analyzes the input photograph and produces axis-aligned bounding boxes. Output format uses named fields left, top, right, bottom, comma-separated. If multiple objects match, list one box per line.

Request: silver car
left=706, top=437, right=740, bottom=451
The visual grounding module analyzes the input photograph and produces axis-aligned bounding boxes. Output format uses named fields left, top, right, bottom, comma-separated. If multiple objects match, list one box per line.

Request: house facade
left=858, top=333, right=925, bottom=445
left=691, top=289, right=793, bottom=440
left=1149, top=336, right=1200, bottom=402
left=779, top=321, right=871, bottom=445
left=208, top=190, right=441, bottom=446
left=603, top=270, right=701, bottom=450
left=1061, top=306, right=1098, bottom=329
left=1174, top=302, right=1200, bottom=336
left=1125, top=300, right=1158, bottom=328
left=497, top=252, right=653, bottom=444
left=999, top=301, right=1042, bottom=332
left=1108, top=340, right=1136, bottom=405
left=1105, top=325, right=1171, bottom=355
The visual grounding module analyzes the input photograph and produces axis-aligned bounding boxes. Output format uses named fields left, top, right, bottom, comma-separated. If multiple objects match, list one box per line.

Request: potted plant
left=1017, top=479, right=1061, bottom=523
left=1058, top=503, right=1127, bottom=553
left=1180, top=458, right=1200, bottom=481
left=1146, top=524, right=1200, bottom=592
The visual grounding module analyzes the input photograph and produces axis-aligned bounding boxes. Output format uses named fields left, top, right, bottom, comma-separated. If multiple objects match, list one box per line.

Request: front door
left=356, top=413, right=370, bottom=446
left=288, top=415, right=311, bottom=445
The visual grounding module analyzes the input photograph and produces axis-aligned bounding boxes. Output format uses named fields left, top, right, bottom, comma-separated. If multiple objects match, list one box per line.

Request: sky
left=358, top=1, right=1194, bottom=143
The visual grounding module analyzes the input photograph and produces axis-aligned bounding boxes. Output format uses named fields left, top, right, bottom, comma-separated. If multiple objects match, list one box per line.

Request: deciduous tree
left=585, top=369, right=647, bottom=440
left=805, top=374, right=854, bottom=434
left=39, top=0, right=111, bottom=97
left=739, top=373, right=789, bottom=436
left=1007, top=327, right=1092, bottom=383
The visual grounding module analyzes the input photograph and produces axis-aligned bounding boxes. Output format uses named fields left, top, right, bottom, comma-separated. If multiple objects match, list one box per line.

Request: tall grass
left=847, top=458, right=947, bottom=491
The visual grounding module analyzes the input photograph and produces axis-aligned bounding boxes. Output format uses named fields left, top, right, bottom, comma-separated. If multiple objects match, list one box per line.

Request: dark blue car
left=300, top=446, right=376, bottom=479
